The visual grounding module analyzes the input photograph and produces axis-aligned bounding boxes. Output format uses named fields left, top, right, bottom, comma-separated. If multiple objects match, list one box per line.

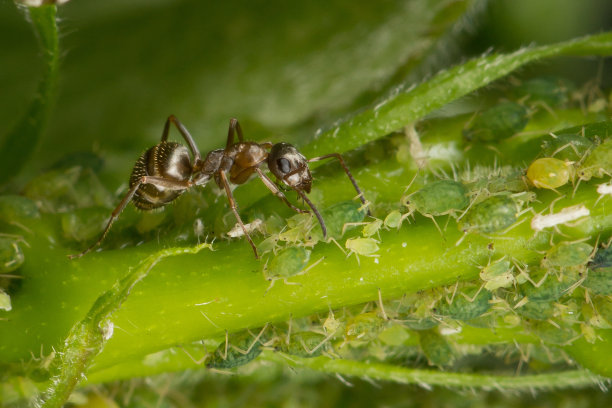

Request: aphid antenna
left=305, top=331, right=336, bottom=356
left=208, top=367, right=235, bottom=376
left=199, top=311, right=221, bottom=329
left=341, top=222, right=369, bottom=236
left=329, top=237, right=346, bottom=255
left=285, top=315, right=293, bottom=345
left=335, top=373, right=355, bottom=387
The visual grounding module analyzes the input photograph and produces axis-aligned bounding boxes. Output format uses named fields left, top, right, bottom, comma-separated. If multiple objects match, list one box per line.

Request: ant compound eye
left=277, top=157, right=291, bottom=174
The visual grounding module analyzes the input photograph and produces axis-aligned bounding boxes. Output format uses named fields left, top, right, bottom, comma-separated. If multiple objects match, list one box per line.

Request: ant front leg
left=218, top=171, right=259, bottom=259
left=225, top=118, right=245, bottom=149
left=254, top=167, right=308, bottom=214
left=161, top=115, right=202, bottom=162
left=307, top=153, right=369, bottom=214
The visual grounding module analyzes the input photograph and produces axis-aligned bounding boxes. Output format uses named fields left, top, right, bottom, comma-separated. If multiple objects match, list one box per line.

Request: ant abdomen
left=129, top=141, right=192, bottom=210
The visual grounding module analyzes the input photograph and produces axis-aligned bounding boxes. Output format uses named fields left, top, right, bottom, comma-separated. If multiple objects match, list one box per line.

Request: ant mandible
left=69, top=115, right=368, bottom=259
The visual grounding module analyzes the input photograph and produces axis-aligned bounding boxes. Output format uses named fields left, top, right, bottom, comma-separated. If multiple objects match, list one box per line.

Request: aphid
left=0, top=288, right=11, bottom=311
left=24, top=166, right=114, bottom=213
left=583, top=245, right=612, bottom=295
left=383, top=210, right=407, bottom=229
left=595, top=182, right=612, bottom=206
left=436, top=287, right=492, bottom=321
left=226, top=219, right=265, bottom=238
left=344, top=311, right=385, bottom=342
left=206, top=327, right=269, bottom=369
left=519, top=268, right=581, bottom=303
left=313, top=200, right=368, bottom=241
left=403, top=179, right=469, bottom=233
left=530, top=204, right=590, bottom=232
left=278, top=331, right=331, bottom=357
left=577, top=137, right=612, bottom=181
left=0, top=237, right=25, bottom=274
left=417, top=329, right=454, bottom=367
left=61, top=207, right=112, bottom=243
left=345, top=237, right=379, bottom=264
left=0, top=195, right=40, bottom=226
left=458, top=195, right=517, bottom=234
left=262, top=246, right=312, bottom=285
left=528, top=321, right=578, bottom=346
left=69, top=116, right=367, bottom=259
left=480, top=258, right=514, bottom=291
left=526, top=157, right=573, bottom=190
left=515, top=76, right=573, bottom=107
left=515, top=299, right=554, bottom=320
left=463, top=101, right=529, bottom=142
left=541, top=133, right=595, bottom=162
left=544, top=241, right=593, bottom=268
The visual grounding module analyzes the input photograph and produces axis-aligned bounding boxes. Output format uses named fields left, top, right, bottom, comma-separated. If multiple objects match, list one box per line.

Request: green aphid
left=515, top=76, right=573, bottom=106
left=50, top=151, right=105, bottom=173
left=578, top=137, right=612, bottom=181
left=280, top=331, right=330, bottom=358
left=584, top=246, right=612, bottom=295
left=61, top=207, right=111, bottom=243
left=263, top=247, right=311, bottom=281
left=593, top=296, right=612, bottom=327
left=463, top=102, right=529, bottom=142
left=0, top=195, right=40, bottom=224
left=520, top=268, right=580, bottom=303
left=383, top=210, right=404, bottom=229
left=345, top=312, right=385, bottom=342
left=418, top=329, right=454, bottom=367
left=515, top=299, right=555, bottom=320
left=312, top=200, right=367, bottom=240
left=405, top=180, right=469, bottom=217
left=0, top=237, right=24, bottom=274
left=480, top=259, right=514, bottom=291
left=545, top=241, right=593, bottom=268
left=23, top=166, right=114, bottom=213
left=436, top=288, right=492, bottom=321
left=541, top=133, right=595, bottom=162
left=528, top=321, right=577, bottom=346
left=401, top=315, right=439, bottom=331
left=458, top=195, right=517, bottom=234
left=0, top=288, right=11, bottom=311
left=207, top=330, right=266, bottom=369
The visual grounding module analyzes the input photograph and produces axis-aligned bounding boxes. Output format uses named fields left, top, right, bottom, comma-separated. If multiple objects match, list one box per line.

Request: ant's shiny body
left=69, top=116, right=367, bottom=259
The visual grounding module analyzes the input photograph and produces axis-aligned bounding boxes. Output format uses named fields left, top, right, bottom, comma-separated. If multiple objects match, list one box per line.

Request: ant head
left=268, top=143, right=312, bottom=193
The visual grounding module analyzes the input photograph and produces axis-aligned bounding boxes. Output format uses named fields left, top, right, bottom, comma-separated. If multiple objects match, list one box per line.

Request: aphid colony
left=180, top=241, right=610, bottom=370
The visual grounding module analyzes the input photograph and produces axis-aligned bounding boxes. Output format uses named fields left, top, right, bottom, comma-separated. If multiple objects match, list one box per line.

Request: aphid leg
left=225, top=117, right=245, bottom=149
left=254, top=168, right=308, bottom=214
left=424, top=214, right=444, bottom=237
left=179, top=344, right=209, bottom=365
left=222, top=330, right=229, bottom=360
left=162, top=115, right=201, bottom=161
left=294, top=188, right=327, bottom=238
left=306, top=331, right=335, bottom=356
left=377, top=288, right=389, bottom=320
left=218, top=171, right=259, bottom=259
left=286, top=315, right=292, bottom=345
left=307, top=153, right=369, bottom=213
left=238, top=324, right=269, bottom=355
left=68, top=181, right=143, bottom=259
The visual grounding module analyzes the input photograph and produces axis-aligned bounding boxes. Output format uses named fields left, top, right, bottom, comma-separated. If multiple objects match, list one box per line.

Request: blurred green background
left=1, top=0, right=612, bottom=406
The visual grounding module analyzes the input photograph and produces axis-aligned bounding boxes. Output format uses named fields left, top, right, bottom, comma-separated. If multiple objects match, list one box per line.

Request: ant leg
left=254, top=167, right=308, bottom=214
left=225, top=118, right=244, bottom=149
left=140, top=176, right=193, bottom=190
left=69, top=176, right=192, bottom=259
left=294, top=188, right=327, bottom=238
left=68, top=182, right=143, bottom=259
left=161, top=115, right=201, bottom=162
left=307, top=153, right=369, bottom=212
left=218, top=171, right=259, bottom=259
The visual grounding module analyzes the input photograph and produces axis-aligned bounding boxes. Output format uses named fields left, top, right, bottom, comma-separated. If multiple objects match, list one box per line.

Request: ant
left=69, top=115, right=368, bottom=259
